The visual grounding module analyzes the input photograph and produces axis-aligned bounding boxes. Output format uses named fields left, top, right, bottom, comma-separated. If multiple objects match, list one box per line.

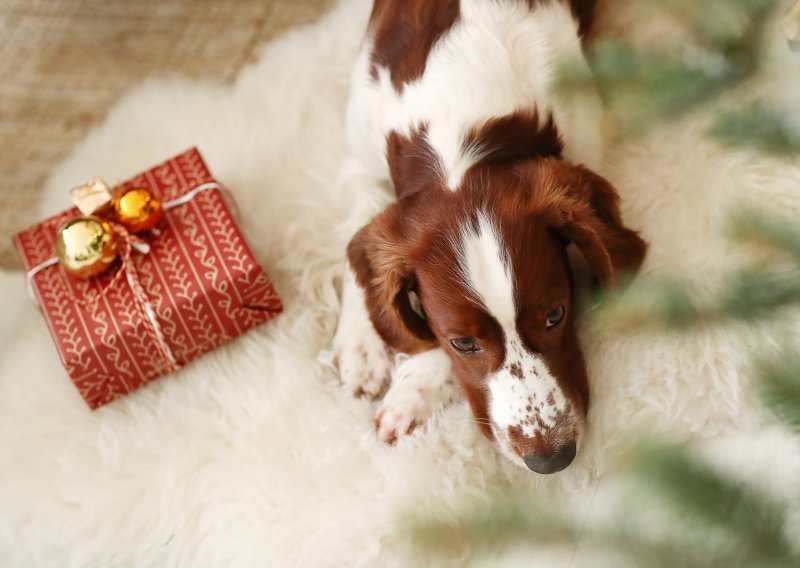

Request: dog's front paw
left=374, top=349, right=457, bottom=444
left=374, top=387, right=431, bottom=444
left=335, top=334, right=392, bottom=400
left=334, top=263, right=393, bottom=399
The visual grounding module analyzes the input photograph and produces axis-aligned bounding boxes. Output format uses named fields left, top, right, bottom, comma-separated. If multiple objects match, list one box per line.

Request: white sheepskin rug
left=2, top=0, right=800, bottom=565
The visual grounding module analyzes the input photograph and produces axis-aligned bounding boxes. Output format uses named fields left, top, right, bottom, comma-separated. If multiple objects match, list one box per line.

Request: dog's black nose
left=523, top=440, right=577, bottom=474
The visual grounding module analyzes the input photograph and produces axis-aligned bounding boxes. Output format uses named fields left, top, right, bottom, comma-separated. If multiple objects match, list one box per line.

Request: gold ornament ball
left=55, top=216, right=118, bottom=278
left=115, top=187, right=163, bottom=233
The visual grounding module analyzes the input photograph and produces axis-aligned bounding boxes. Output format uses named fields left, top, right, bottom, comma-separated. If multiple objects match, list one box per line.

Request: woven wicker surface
left=0, top=0, right=334, bottom=269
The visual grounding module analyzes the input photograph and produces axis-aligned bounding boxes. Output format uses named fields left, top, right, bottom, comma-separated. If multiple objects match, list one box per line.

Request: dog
left=333, top=0, right=647, bottom=474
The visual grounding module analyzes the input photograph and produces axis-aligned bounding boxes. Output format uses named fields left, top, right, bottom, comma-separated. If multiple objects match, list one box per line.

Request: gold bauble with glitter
left=115, top=187, right=163, bottom=233
left=55, top=216, right=118, bottom=278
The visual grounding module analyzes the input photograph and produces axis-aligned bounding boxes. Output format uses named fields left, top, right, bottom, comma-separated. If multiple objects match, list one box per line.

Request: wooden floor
left=0, top=0, right=335, bottom=269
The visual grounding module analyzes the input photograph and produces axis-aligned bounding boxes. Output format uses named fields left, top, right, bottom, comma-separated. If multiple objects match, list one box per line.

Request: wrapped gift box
left=13, top=148, right=283, bottom=409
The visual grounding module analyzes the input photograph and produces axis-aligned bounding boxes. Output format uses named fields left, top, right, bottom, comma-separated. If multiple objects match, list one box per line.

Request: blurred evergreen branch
left=597, top=208, right=800, bottom=330
left=597, top=265, right=800, bottom=329
left=711, top=102, right=800, bottom=155
left=759, top=351, right=800, bottom=429
left=654, top=0, right=776, bottom=42
left=405, top=487, right=578, bottom=555
left=628, top=441, right=795, bottom=566
left=725, top=206, right=800, bottom=258
left=557, top=0, right=800, bottom=153
left=409, top=440, right=799, bottom=566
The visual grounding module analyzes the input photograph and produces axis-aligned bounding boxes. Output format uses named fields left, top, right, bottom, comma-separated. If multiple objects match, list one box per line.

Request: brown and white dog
left=333, top=0, right=647, bottom=474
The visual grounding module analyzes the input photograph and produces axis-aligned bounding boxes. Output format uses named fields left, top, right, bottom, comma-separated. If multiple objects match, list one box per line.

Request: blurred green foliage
left=558, top=0, right=799, bottom=152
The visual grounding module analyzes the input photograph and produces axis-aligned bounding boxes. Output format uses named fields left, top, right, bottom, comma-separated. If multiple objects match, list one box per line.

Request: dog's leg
left=374, top=348, right=459, bottom=444
left=332, top=154, right=395, bottom=399
left=333, top=262, right=393, bottom=399
left=332, top=31, right=401, bottom=399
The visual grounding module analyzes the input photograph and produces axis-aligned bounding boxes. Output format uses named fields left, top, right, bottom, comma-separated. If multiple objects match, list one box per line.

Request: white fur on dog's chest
left=345, top=0, right=603, bottom=188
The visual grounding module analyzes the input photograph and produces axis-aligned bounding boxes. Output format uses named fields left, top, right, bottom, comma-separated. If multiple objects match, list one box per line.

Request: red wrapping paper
left=13, top=148, right=283, bottom=409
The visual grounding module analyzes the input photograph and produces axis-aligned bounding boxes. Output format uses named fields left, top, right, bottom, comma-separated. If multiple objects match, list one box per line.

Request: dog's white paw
left=335, top=333, right=392, bottom=400
left=374, top=349, right=457, bottom=444
left=334, top=262, right=393, bottom=399
left=375, top=385, right=431, bottom=444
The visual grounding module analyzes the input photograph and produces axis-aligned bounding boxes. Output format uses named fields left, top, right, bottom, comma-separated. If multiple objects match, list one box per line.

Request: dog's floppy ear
left=546, top=164, right=647, bottom=286
left=347, top=203, right=438, bottom=354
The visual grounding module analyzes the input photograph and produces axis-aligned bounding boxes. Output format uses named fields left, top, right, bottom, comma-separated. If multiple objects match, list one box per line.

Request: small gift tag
left=71, top=178, right=114, bottom=216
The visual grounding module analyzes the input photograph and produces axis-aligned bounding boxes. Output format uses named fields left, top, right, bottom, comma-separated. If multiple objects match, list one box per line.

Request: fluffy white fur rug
left=2, top=0, right=800, bottom=565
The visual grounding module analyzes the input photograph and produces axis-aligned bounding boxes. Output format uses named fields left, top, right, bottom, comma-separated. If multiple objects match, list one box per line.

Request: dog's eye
left=450, top=337, right=479, bottom=353
left=545, top=306, right=565, bottom=329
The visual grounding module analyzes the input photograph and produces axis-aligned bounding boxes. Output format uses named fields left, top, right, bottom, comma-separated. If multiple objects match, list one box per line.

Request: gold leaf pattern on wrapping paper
left=79, top=279, right=130, bottom=379
left=197, top=190, right=262, bottom=328
left=144, top=226, right=197, bottom=361
left=106, top=266, right=165, bottom=381
left=198, top=189, right=282, bottom=323
left=19, top=196, right=152, bottom=405
left=170, top=201, right=230, bottom=348
left=81, top=369, right=126, bottom=408
left=24, top=216, right=130, bottom=407
left=78, top=276, right=145, bottom=405
left=134, top=252, right=188, bottom=364
left=145, top=167, right=223, bottom=358
left=41, top=273, right=86, bottom=370
left=154, top=163, right=180, bottom=201
left=189, top=194, right=240, bottom=328
left=179, top=151, right=212, bottom=188
left=21, top=228, right=90, bottom=376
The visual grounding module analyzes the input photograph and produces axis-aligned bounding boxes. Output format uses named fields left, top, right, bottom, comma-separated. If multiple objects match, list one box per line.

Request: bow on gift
left=26, top=179, right=226, bottom=373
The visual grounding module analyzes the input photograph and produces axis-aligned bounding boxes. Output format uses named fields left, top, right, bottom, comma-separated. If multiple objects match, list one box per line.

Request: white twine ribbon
left=162, top=181, right=222, bottom=210
left=25, top=257, right=59, bottom=304
left=24, top=181, right=225, bottom=369
left=122, top=255, right=178, bottom=367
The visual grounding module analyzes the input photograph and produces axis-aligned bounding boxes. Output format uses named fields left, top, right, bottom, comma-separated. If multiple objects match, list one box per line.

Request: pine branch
left=628, top=441, right=796, bottom=566
left=725, top=207, right=800, bottom=260
left=720, top=267, right=800, bottom=321
left=711, top=102, right=800, bottom=155
left=597, top=268, right=800, bottom=330
left=405, top=487, right=578, bottom=555
left=642, top=0, right=777, bottom=44
left=516, top=440, right=798, bottom=568
left=759, top=351, right=800, bottom=430
left=557, top=39, right=749, bottom=136
left=556, top=0, right=786, bottom=148
left=406, top=442, right=798, bottom=567
left=595, top=209, right=800, bottom=331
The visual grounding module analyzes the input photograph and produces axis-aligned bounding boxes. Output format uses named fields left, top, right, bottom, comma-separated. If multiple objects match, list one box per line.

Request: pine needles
left=557, top=0, right=800, bottom=152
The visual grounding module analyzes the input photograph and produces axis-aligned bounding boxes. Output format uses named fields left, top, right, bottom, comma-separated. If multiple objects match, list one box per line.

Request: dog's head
left=348, top=157, right=646, bottom=473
